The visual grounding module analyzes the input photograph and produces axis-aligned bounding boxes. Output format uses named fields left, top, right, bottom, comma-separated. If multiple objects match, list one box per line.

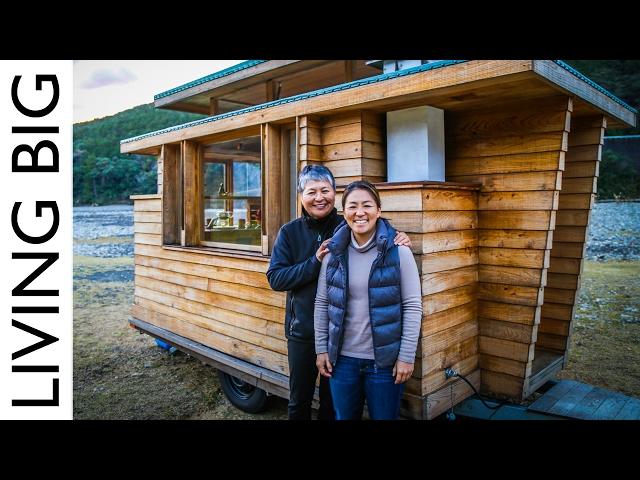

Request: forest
left=72, top=60, right=640, bottom=205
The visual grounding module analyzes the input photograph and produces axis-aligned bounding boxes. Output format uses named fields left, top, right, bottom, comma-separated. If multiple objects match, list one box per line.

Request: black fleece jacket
left=266, top=208, right=343, bottom=343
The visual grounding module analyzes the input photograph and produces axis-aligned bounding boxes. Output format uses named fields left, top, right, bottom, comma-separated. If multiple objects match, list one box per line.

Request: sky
left=73, top=60, right=245, bottom=124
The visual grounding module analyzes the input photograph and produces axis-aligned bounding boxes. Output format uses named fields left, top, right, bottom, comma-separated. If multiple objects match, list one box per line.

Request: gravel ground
left=585, top=201, right=640, bottom=260
left=74, top=205, right=134, bottom=258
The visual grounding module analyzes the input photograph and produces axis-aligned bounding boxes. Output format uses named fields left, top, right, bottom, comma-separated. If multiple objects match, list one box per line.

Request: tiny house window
left=200, top=135, right=262, bottom=251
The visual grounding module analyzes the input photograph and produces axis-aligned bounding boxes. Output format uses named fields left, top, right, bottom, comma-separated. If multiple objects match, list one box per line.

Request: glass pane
left=202, top=135, right=261, bottom=247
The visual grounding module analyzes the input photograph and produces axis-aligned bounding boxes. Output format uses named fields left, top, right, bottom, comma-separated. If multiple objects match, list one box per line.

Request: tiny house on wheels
left=122, top=60, right=636, bottom=419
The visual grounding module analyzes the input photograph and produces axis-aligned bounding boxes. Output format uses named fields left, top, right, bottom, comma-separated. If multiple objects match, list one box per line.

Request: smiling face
left=300, top=180, right=336, bottom=219
left=343, top=188, right=381, bottom=243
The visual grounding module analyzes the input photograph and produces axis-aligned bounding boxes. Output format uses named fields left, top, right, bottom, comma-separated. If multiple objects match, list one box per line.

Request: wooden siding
left=131, top=195, right=288, bottom=376
left=299, top=111, right=386, bottom=185
left=132, top=182, right=480, bottom=420
left=446, top=96, right=573, bottom=400
left=540, top=115, right=605, bottom=369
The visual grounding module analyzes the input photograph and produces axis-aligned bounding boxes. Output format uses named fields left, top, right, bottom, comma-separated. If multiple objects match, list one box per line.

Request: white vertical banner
left=0, top=60, right=73, bottom=419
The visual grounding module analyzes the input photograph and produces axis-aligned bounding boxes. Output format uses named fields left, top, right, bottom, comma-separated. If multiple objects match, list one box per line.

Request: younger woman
left=314, top=181, right=422, bottom=420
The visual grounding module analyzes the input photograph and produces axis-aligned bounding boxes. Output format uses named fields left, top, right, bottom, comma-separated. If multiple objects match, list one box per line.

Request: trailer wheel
left=217, top=371, right=269, bottom=413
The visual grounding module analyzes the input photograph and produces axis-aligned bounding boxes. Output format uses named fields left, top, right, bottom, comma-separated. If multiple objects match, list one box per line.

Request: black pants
left=287, top=339, right=335, bottom=420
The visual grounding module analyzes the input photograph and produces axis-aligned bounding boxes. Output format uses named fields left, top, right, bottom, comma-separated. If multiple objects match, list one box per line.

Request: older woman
left=314, top=180, right=422, bottom=420
left=267, top=166, right=412, bottom=420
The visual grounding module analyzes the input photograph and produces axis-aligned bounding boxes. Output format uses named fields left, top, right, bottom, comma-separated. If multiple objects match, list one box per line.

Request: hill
left=73, top=104, right=205, bottom=205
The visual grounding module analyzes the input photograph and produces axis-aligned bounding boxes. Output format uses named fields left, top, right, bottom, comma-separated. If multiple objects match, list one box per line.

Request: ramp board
left=527, top=380, right=640, bottom=420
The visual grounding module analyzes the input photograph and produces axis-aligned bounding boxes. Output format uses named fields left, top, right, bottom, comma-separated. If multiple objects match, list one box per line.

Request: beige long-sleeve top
left=314, top=232, right=422, bottom=364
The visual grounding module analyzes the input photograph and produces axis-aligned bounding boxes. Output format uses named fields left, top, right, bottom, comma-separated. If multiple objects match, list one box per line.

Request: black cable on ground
left=455, top=372, right=508, bottom=410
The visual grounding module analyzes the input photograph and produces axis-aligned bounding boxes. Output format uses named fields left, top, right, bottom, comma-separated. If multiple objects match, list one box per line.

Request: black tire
left=217, top=370, right=269, bottom=413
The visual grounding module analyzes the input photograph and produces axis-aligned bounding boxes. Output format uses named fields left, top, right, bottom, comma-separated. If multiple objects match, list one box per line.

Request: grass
left=556, top=260, right=640, bottom=398
left=73, top=254, right=288, bottom=420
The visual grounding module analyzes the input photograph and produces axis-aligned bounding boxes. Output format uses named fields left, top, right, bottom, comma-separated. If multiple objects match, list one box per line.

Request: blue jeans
left=329, top=355, right=404, bottom=420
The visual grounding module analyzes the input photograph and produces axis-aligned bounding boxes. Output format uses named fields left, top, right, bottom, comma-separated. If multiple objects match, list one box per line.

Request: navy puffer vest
left=325, top=218, right=402, bottom=368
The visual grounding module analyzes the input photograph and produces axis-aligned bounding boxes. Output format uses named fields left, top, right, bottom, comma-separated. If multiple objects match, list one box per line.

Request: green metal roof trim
left=123, top=60, right=637, bottom=146
left=556, top=60, right=638, bottom=114
left=154, top=60, right=267, bottom=100
left=123, top=60, right=466, bottom=145
left=605, top=135, right=640, bottom=139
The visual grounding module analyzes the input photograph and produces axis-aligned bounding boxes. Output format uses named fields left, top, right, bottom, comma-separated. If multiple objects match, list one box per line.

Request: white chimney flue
left=386, top=105, right=445, bottom=183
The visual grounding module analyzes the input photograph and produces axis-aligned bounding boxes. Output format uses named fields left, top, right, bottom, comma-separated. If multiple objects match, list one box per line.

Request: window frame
left=161, top=123, right=288, bottom=256
left=199, top=131, right=263, bottom=252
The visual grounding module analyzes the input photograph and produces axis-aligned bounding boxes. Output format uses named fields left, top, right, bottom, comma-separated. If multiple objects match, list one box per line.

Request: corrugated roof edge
left=123, top=60, right=466, bottom=145
left=555, top=60, right=638, bottom=114
left=123, top=60, right=637, bottom=146
left=154, top=60, right=267, bottom=100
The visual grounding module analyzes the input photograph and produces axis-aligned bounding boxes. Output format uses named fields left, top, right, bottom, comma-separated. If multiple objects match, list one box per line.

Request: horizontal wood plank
left=478, top=300, right=540, bottom=325
left=479, top=247, right=550, bottom=269
left=553, top=226, right=588, bottom=243
left=422, top=284, right=476, bottom=316
left=565, top=144, right=601, bottom=162
left=422, top=247, right=478, bottom=274
left=135, top=254, right=271, bottom=289
left=479, top=353, right=529, bottom=378
left=480, top=370, right=524, bottom=398
left=536, top=332, right=567, bottom=352
left=135, top=275, right=284, bottom=323
left=422, top=301, right=477, bottom=336
left=479, top=229, right=552, bottom=250
left=546, top=272, right=579, bottom=290
left=548, top=256, right=582, bottom=275
left=134, top=198, right=162, bottom=212
left=414, top=230, right=477, bottom=254
left=478, top=282, right=544, bottom=306
left=479, top=317, right=537, bottom=344
left=558, top=193, right=595, bottom=210
left=422, top=265, right=477, bottom=295
left=550, top=241, right=586, bottom=259
left=131, top=303, right=288, bottom=374
left=134, top=244, right=268, bottom=273
left=563, top=160, right=599, bottom=178
left=421, top=320, right=478, bottom=357
left=543, top=287, right=576, bottom=305
left=561, top=177, right=597, bottom=194
left=447, top=98, right=571, bottom=141
left=448, top=170, right=562, bottom=192
left=448, top=131, right=567, bottom=158
left=538, top=317, right=571, bottom=336
left=541, top=302, right=574, bottom=321
left=134, top=233, right=162, bottom=246
left=479, top=190, right=558, bottom=211
left=421, top=336, right=478, bottom=377
left=479, top=335, right=534, bottom=363
left=446, top=151, right=564, bottom=176
left=478, top=210, right=555, bottom=230
left=384, top=210, right=478, bottom=234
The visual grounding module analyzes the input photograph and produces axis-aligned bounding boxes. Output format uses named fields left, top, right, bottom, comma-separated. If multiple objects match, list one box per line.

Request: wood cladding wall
left=446, top=96, right=573, bottom=400
left=132, top=182, right=480, bottom=420
left=542, top=115, right=605, bottom=364
left=298, top=111, right=386, bottom=185
left=132, top=195, right=289, bottom=376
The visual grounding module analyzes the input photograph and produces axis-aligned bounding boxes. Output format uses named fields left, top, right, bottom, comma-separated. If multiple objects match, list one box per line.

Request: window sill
left=162, top=244, right=271, bottom=261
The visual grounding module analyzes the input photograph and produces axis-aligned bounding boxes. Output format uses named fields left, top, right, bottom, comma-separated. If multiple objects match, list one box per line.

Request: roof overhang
left=123, top=60, right=636, bottom=156
left=154, top=60, right=331, bottom=114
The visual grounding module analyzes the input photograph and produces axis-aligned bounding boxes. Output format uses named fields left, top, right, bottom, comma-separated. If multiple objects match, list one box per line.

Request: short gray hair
left=297, top=164, right=336, bottom=193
